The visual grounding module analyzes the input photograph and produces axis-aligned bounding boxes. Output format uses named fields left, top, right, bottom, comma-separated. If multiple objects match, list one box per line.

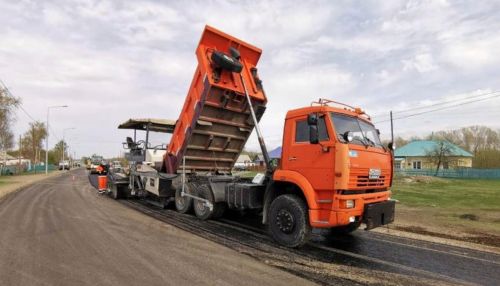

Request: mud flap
left=363, top=200, right=396, bottom=230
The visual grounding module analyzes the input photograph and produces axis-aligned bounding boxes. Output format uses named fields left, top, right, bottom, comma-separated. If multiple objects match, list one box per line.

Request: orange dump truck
left=115, top=25, right=395, bottom=247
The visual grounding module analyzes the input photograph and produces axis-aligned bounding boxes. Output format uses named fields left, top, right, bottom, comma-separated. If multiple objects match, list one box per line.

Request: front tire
left=268, top=194, right=311, bottom=248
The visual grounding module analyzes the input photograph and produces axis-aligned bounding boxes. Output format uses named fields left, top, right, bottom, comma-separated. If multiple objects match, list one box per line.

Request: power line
left=374, top=93, right=500, bottom=123
left=0, top=79, right=38, bottom=123
left=371, top=90, right=500, bottom=119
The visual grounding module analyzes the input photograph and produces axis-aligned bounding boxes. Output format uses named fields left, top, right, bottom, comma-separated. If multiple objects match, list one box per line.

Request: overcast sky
left=1, top=0, right=499, bottom=158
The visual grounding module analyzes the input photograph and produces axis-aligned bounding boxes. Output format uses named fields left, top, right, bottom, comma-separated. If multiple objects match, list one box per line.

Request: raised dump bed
left=164, top=26, right=267, bottom=173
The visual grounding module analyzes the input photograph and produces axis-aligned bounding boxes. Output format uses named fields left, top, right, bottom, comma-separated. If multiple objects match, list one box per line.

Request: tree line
left=1, top=87, right=70, bottom=166
left=394, top=125, right=500, bottom=168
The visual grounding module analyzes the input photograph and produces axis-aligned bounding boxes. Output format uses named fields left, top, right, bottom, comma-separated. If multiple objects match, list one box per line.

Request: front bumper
left=363, top=200, right=396, bottom=230
left=309, top=190, right=394, bottom=228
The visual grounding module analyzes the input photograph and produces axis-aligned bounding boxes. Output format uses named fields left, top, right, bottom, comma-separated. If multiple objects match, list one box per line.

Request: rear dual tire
left=109, top=182, right=125, bottom=200
left=175, top=184, right=193, bottom=214
left=193, top=185, right=226, bottom=220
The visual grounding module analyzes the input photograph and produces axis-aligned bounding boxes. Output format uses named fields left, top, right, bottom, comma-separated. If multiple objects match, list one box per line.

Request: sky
left=1, top=0, right=499, bottom=158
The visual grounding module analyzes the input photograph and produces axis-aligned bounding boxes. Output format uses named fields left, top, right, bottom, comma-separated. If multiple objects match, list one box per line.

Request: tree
left=394, top=136, right=410, bottom=149
left=460, top=126, right=499, bottom=154
left=0, top=84, right=21, bottom=151
left=473, top=149, right=500, bottom=168
left=429, top=130, right=463, bottom=146
left=21, top=121, right=47, bottom=164
left=426, top=140, right=453, bottom=175
left=51, top=140, right=69, bottom=164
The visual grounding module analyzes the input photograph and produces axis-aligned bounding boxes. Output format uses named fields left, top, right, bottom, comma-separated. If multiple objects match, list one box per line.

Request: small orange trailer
left=111, top=26, right=395, bottom=247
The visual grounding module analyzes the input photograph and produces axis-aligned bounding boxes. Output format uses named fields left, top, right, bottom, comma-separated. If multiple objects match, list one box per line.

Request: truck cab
left=270, top=99, right=394, bottom=240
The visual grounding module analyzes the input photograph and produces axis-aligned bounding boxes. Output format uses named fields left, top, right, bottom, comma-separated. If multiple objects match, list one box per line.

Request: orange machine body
left=164, top=25, right=267, bottom=173
left=273, top=103, right=393, bottom=228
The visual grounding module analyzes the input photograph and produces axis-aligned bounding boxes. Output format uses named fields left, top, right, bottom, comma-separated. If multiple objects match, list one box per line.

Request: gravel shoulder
left=0, top=171, right=65, bottom=200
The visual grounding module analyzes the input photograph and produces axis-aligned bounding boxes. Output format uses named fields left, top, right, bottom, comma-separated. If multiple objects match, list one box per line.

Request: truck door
left=282, top=115, right=334, bottom=192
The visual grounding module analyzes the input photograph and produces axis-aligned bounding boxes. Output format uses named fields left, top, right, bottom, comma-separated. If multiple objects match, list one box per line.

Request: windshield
left=330, top=113, right=382, bottom=147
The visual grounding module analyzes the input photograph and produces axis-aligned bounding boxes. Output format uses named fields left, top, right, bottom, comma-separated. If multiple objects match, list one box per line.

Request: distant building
left=253, top=154, right=265, bottom=166
left=395, top=140, right=473, bottom=170
left=0, top=151, right=16, bottom=163
left=0, top=152, right=30, bottom=166
left=0, top=151, right=31, bottom=174
left=234, top=154, right=254, bottom=170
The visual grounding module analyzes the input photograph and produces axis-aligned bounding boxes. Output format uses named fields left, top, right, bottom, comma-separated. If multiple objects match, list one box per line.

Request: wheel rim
left=276, top=209, right=295, bottom=234
left=195, top=200, right=207, bottom=215
left=176, top=193, right=186, bottom=209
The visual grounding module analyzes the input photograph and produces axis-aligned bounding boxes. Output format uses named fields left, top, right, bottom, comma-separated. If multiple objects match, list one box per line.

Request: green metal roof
left=395, top=140, right=473, bottom=157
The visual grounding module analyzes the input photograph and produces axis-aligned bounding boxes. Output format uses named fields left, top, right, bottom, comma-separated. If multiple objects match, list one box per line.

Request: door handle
left=289, top=157, right=297, bottom=161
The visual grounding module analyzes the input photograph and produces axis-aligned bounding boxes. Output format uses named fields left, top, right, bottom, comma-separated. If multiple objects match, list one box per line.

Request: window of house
left=394, top=161, right=402, bottom=169
left=295, top=117, right=329, bottom=143
left=412, top=161, right=422, bottom=170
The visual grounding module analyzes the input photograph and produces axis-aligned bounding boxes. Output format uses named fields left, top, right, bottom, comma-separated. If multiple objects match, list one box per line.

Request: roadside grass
left=0, top=180, right=10, bottom=186
left=392, top=176, right=500, bottom=234
left=232, top=171, right=259, bottom=178
left=0, top=170, right=57, bottom=184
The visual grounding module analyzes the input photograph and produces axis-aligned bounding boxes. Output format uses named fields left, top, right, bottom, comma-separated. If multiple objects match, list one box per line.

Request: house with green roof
left=394, top=140, right=473, bottom=170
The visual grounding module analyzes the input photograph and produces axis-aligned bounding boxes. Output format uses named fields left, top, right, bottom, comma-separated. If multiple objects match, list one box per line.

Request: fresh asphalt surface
left=1, top=169, right=499, bottom=285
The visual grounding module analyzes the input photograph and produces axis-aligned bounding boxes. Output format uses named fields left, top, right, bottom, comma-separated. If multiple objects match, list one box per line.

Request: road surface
left=1, top=169, right=499, bottom=285
left=0, top=170, right=314, bottom=286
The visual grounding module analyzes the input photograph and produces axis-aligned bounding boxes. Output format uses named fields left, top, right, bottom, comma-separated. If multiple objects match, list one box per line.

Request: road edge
left=0, top=170, right=72, bottom=202
left=373, top=226, right=500, bottom=255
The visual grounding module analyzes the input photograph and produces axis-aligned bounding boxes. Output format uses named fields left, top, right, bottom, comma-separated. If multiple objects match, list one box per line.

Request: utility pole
left=34, top=147, right=38, bottom=174
left=45, top=105, right=68, bottom=174
left=18, top=135, right=21, bottom=174
left=62, top=127, right=75, bottom=171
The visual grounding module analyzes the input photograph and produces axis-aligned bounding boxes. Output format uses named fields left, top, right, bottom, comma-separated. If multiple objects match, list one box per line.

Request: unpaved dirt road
left=2, top=169, right=500, bottom=286
left=0, top=170, right=314, bottom=286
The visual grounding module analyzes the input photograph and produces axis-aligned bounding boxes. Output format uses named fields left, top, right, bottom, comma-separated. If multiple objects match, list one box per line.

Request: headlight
left=346, top=199, right=355, bottom=208
left=341, top=199, right=355, bottom=208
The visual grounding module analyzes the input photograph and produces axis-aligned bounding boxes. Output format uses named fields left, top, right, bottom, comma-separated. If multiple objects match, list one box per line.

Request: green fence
left=395, top=168, right=500, bottom=179
left=0, top=164, right=57, bottom=175
left=27, top=164, right=57, bottom=173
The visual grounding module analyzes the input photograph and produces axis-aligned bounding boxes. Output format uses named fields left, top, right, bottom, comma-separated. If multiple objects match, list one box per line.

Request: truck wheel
left=110, top=183, right=122, bottom=200
left=327, top=221, right=361, bottom=236
left=175, top=184, right=193, bottom=214
left=193, top=185, right=217, bottom=220
left=268, top=194, right=311, bottom=248
left=212, top=203, right=226, bottom=219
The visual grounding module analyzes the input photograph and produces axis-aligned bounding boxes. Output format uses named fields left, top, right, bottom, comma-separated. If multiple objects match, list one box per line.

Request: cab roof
left=286, top=106, right=372, bottom=123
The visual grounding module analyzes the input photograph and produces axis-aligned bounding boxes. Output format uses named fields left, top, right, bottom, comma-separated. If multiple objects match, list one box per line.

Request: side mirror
left=343, top=131, right=354, bottom=142
left=307, top=113, right=318, bottom=126
left=309, top=125, right=319, bottom=144
left=388, top=142, right=395, bottom=150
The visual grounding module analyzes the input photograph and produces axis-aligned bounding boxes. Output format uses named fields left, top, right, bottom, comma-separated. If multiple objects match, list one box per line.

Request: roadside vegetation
left=394, top=125, right=500, bottom=168
left=392, top=175, right=500, bottom=240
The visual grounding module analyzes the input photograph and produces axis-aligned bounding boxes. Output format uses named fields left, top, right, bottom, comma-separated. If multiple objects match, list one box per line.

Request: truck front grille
left=355, top=176, right=386, bottom=187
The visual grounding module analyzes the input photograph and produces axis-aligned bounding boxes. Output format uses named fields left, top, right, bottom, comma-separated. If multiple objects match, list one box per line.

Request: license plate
left=369, top=168, right=381, bottom=179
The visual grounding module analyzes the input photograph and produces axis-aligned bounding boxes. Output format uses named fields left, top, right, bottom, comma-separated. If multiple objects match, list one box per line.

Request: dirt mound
left=399, top=176, right=448, bottom=184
